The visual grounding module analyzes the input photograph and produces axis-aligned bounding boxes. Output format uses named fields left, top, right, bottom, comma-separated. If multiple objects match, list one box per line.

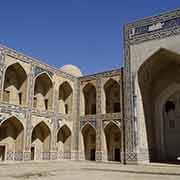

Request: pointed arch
left=104, top=78, right=120, bottom=113
left=57, top=124, right=71, bottom=142
left=81, top=122, right=96, bottom=132
left=0, top=115, right=25, bottom=128
left=31, top=121, right=51, bottom=160
left=81, top=123, right=96, bottom=160
left=58, top=81, right=73, bottom=114
left=83, top=83, right=96, bottom=115
left=137, top=48, right=180, bottom=163
left=0, top=116, right=24, bottom=161
left=104, top=120, right=119, bottom=130
left=57, top=125, right=72, bottom=159
left=3, top=62, right=28, bottom=105
left=32, top=121, right=51, bottom=141
left=104, top=121, right=121, bottom=162
left=33, top=72, right=53, bottom=111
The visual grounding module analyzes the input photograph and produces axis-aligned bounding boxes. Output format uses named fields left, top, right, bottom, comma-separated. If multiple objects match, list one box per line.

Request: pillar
left=71, top=79, right=80, bottom=160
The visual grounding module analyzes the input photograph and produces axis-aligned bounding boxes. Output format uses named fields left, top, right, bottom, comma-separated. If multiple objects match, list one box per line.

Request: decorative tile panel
left=34, top=65, right=54, bottom=78
left=129, top=17, right=180, bottom=38
left=6, top=151, right=14, bottom=160
left=14, top=152, right=23, bottom=161
left=80, top=119, right=96, bottom=129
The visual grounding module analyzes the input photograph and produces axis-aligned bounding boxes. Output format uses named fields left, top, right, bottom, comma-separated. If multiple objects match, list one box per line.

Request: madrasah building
left=0, top=9, right=180, bottom=164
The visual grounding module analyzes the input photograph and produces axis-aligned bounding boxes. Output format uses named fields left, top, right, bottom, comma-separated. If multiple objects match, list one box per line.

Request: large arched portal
left=59, top=82, right=73, bottom=114
left=33, top=73, right=53, bottom=111
left=104, top=122, right=121, bottom=162
left=31, top=122, right=51, bottom=160
left=138, top=48, right=180, bottom=163
left=0, top=116, right=24, bottom=161
left=57, top=125, right=72, bottom=159
left=3, top=63, right=27, bottom=106
left=82, top=123, right=96, bottom=160
left=83, top=83, right=96, bottom=115
left=104, top=79, right=120, bottom=113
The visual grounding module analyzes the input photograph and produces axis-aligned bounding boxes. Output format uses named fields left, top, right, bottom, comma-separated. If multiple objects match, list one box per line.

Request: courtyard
left=0, top=160, right=180, bottom=180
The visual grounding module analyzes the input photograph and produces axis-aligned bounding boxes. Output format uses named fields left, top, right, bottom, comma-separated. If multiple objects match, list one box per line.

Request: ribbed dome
left=60, top=64, right=82, bottom=77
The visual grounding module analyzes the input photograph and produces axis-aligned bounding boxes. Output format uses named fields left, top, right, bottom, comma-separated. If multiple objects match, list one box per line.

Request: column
left=24, top=64, right=34, bottom=161
left=71, top=79, right=80, bottom=160
left=123, top=35, right=137, bottom=164
left=95, top=78, right=105, bottom=161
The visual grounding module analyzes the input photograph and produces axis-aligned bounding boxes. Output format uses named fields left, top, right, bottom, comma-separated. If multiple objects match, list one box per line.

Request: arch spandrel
left=103, top=120, right=120, bottom=130
left=57, top=121, right=72, bottom=132
left=81, top=122, right=96, bottom=135
left=136, top=48, right=180, bottom=75
left=4, top=55, right=30, bottom=75
left=103, top=77, right=120, bottom=87
left=81, top=121, right=96, bottom=132
left=0, top=114, right=25, bottom=128
left=81, top=81, right=96, bottom=89
left=58, top=80, right=74, bottom=90
left=34, top=71, right=53, bottom=82
left=0, top=116, right=24, bottom=130
left=31, top=119, right=52, bottom=133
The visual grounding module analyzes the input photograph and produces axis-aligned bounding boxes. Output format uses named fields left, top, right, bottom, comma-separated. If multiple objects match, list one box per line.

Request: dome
left=60, top=64, right=83, bottom=77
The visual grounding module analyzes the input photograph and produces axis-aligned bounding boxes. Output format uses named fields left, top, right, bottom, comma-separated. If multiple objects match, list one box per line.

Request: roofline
left=125, top=8, right=180, bottom=26
left=80, top=67, right=123, bottom=79
left=0, top=43, right=77, bottom=79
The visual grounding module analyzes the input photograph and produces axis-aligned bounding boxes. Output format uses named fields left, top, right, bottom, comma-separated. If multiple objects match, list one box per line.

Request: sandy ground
left=0, top=160, right=180, bottom=180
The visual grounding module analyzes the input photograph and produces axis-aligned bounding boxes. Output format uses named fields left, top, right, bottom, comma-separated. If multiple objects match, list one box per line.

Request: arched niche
left=3, top=63, right=27, bottom=106
left=104, top=122, right=121, bottom=162
left=83, top=83, right=96, bottom=115
left=31, top=121, right=51, bottom=160
left=58, top=82, right=73, bottom=114
left=81, top=123, right=96, bottom=160
left=33, top=73, right=53, bottom=111
left=104, top=79, right=120, bottom=113
left=0, top=116, right=24, bottom=161
left=57, top=125, right=72, bottom=159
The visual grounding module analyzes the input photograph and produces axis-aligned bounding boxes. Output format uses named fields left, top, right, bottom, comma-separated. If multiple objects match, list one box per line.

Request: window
left=45, top=99, right=48, bottom=110
left=113, top=103, right=120, bottom=113
left=18, top=92, right=22, bottom=105
left=33, top=97, right=37, bottom=108
left=65, top=104, right=68, bottom=114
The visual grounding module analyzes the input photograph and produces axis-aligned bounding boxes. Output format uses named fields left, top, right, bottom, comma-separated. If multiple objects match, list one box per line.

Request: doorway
left=90, top=149, right=95, bottom=161
left=31, top=147, right=35, bottom=160
left=0, top=146, right=5, bottom=161
left=114, top=148, right=120, bottom=161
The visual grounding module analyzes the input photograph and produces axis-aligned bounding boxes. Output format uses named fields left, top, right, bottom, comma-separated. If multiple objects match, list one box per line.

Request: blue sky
left=1, top=1, right=180, bottom=75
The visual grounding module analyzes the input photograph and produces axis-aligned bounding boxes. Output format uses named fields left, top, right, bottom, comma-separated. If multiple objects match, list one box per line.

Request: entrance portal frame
left=124, top=9, right=180, bottom=164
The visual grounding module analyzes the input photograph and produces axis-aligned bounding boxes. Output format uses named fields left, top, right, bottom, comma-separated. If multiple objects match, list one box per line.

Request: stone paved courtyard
left=0, top=161, right=180, bottom=180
